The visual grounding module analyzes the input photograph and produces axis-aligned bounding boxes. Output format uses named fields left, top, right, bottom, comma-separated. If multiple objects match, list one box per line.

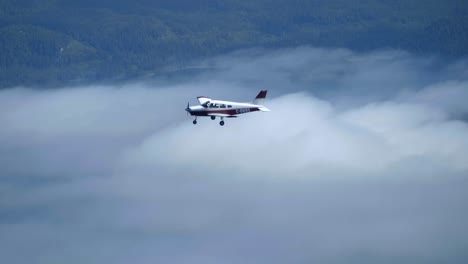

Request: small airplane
left=185, top=90, right=270, bottom=126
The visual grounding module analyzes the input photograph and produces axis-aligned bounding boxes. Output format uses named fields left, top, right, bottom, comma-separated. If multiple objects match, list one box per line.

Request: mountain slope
left=1, top=0, right=467, bottom=88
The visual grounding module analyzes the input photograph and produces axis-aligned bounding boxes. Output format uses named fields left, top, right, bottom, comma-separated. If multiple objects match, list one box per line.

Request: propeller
left=185, top=102, right=190, bottom=115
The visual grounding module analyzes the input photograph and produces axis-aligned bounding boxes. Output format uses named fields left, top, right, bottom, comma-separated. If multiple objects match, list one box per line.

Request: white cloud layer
left=1, top=46, right=468, bottom=264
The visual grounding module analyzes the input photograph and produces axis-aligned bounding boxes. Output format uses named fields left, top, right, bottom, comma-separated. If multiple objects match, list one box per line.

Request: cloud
left=1, top=46, right=468, bottom=264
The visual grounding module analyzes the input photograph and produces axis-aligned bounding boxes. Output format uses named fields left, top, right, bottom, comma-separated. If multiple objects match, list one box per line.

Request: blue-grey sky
left=1, top=46, right=468, bottom=263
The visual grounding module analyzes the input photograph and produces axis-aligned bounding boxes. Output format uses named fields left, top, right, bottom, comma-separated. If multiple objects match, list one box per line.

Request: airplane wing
left=206, top=113, right=237, bottom=118
left=197, top=96, right=211, bottom=105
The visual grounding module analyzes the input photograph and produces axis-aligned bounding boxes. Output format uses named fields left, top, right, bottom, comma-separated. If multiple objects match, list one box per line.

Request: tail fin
left=253, top=90, right=267, bottom=105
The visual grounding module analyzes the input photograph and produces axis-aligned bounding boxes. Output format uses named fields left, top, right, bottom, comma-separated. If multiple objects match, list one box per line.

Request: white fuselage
left=187, top=99, right=268, bottom=117
left=185, top=90, right=270, bottom=125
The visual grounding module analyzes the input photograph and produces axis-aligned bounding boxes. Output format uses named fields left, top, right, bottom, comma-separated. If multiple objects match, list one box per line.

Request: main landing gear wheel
left=193, top=120, right=197, bottom=125
left=219, top=120, right=225, bottom=126
left=211, top=116, right=216, bottom=120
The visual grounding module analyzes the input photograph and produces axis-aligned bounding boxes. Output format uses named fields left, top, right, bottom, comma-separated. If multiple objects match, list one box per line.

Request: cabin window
left=227, top=105, right=232, bottom=108
left=220, top=104, right=226, bottom=108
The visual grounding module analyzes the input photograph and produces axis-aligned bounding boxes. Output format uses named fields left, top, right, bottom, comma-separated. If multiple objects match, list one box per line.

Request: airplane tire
left=219, top=121, right=225, bottom=126
left=193, top=120, right=197, bottom=125
left=211, top=116, right=216, bottom=120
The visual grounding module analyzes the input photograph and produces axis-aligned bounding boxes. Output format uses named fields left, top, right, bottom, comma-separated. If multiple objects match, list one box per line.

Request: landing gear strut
left=219, top=117, right=224, bottom=126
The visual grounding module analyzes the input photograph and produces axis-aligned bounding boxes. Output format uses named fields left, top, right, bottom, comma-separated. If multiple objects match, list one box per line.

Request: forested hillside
left=1, top=0, right=467, bottom=88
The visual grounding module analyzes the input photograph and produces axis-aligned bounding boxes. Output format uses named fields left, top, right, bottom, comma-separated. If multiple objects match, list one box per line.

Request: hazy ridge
left=1, top=0, right=467, bottom=88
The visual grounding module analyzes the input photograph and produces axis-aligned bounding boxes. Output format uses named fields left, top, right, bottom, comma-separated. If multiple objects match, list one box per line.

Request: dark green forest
left=1, top=0, right=467, bottom=88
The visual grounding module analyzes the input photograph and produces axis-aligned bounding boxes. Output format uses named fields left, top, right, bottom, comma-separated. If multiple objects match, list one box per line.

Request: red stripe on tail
left=255, top=90, right=267, bottom=99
